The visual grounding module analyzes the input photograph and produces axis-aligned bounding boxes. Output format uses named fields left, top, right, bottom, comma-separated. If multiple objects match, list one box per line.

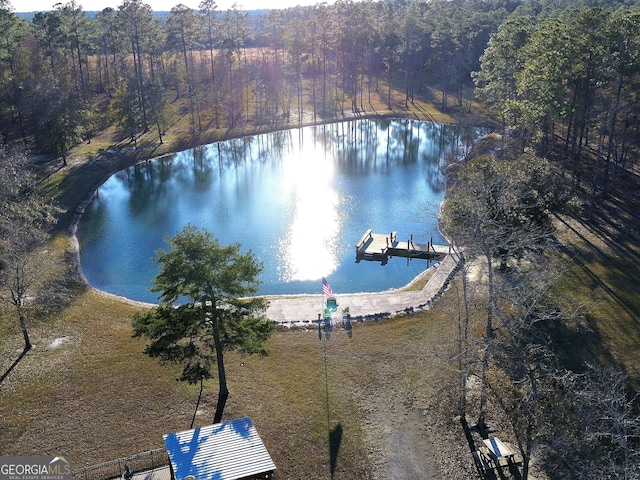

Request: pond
left=76, top=119, right=487, bottom=304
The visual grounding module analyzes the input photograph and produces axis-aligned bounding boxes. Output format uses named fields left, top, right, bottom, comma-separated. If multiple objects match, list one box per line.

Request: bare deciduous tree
left=543, top=363, right=640, bottom=479
left=0, top=148, right=58, bottom=380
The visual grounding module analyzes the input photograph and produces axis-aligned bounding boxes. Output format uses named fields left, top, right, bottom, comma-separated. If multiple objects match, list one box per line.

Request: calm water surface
left=77, top=119, right=486, bottom=303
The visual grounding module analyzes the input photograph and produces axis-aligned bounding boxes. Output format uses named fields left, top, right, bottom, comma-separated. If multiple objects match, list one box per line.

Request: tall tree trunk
left=102, top=39, right=110, bottom=87
left=589, top=112, right=607, bottom=219
left=213, top=327, right=228, bottom=424
left=208, top=45, right=219, bottom=128
left=485, top=251, right=495, bottom=338
left=404, top=54, right=410, bottom=109
left=322, top=48, right=327, bottom=117
left=180, top=29, right=195, bottom=132
left=133, top=36, right=148, bottom=129
left=603, top=71, right=624, bottom=198
left=521, top=424, right=532, bottom=480
left=457, top=250, right=470, bottom=417
left=76, top=43, right=86, bottom=100
left=387, top=63, right=392, bottom=110
left=228, top=52, right=234, bottom=127
left=8, top=59, right=27, bottom=144
left=312, top=53, right=317, bottom=122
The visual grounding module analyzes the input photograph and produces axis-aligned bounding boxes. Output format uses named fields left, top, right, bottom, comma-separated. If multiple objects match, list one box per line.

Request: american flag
left=322, top=277, right=334, bottom=297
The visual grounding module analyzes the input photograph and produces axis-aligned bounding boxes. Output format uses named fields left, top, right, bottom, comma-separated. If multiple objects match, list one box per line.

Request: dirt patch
left=360, top=395, right=442, bottom=479
left=48, top=336, right=72, bottom=349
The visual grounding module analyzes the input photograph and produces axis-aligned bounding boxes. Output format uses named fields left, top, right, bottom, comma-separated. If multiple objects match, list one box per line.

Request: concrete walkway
left=266, top=253, right=461, bottom=327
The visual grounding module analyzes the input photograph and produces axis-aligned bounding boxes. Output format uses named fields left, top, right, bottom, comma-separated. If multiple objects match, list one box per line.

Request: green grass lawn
left=0, top=287, right=465, bottom=478
left=551, top=215, right=640, bottom=387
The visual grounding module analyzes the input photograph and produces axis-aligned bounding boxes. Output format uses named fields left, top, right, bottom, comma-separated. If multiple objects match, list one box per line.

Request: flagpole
left=322, top=278, right=330, bottom=319
left=319, top=278, right=332, bottom=479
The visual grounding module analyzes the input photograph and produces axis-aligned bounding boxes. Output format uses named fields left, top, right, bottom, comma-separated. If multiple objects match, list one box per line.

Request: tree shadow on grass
left=0, top=345, right=30, bottom=385
left=556, top=218, right=640, bottom=325
left=539, top=312, right=618, bottom=374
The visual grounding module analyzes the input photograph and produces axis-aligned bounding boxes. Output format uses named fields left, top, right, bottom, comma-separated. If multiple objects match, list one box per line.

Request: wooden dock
left=355, top=229, right=450, bottom=264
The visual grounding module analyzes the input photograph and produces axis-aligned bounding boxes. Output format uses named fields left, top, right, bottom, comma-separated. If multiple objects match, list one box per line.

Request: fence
left=73, top=448, right=169, bottom=480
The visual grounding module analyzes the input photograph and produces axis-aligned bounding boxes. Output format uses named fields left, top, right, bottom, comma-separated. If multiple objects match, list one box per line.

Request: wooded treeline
left=475, top=6, right=640, bottom=217
left=2, top=0, right=637, bottom=165
left=0, top=0, right=510, bottom=156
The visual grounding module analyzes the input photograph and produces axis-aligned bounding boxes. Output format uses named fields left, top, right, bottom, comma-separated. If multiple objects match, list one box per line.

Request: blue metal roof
left=163, top=417, right=276, bottom=480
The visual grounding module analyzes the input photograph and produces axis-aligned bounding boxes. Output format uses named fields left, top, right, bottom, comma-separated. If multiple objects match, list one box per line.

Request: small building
left=163, top=417, right=276, bottom=480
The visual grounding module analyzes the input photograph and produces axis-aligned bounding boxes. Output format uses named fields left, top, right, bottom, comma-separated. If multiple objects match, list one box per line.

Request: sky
left=17, top=0, right=330, bottom=13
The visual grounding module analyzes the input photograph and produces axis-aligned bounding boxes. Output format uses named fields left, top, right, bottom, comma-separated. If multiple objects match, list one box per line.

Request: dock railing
left=355, top=229, right=372, bottom=253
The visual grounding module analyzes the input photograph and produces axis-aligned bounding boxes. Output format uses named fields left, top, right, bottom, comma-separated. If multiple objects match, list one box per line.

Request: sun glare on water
left=276, top=147, right=340, bottom=282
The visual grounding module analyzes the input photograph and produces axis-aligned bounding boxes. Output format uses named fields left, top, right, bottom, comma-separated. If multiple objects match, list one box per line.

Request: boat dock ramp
left=355, top=229, right=450, bottom=265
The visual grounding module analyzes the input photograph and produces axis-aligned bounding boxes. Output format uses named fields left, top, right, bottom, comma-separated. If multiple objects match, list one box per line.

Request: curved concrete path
left=266, top=253, right=461, bottom=326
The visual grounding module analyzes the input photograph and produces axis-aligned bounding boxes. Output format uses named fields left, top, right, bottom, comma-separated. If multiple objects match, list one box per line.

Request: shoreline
left=79, top=258, right=444, bottom=311
left=79, top=253, right=462, bottom=328
left=65, top=114, right=480, bottom=317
